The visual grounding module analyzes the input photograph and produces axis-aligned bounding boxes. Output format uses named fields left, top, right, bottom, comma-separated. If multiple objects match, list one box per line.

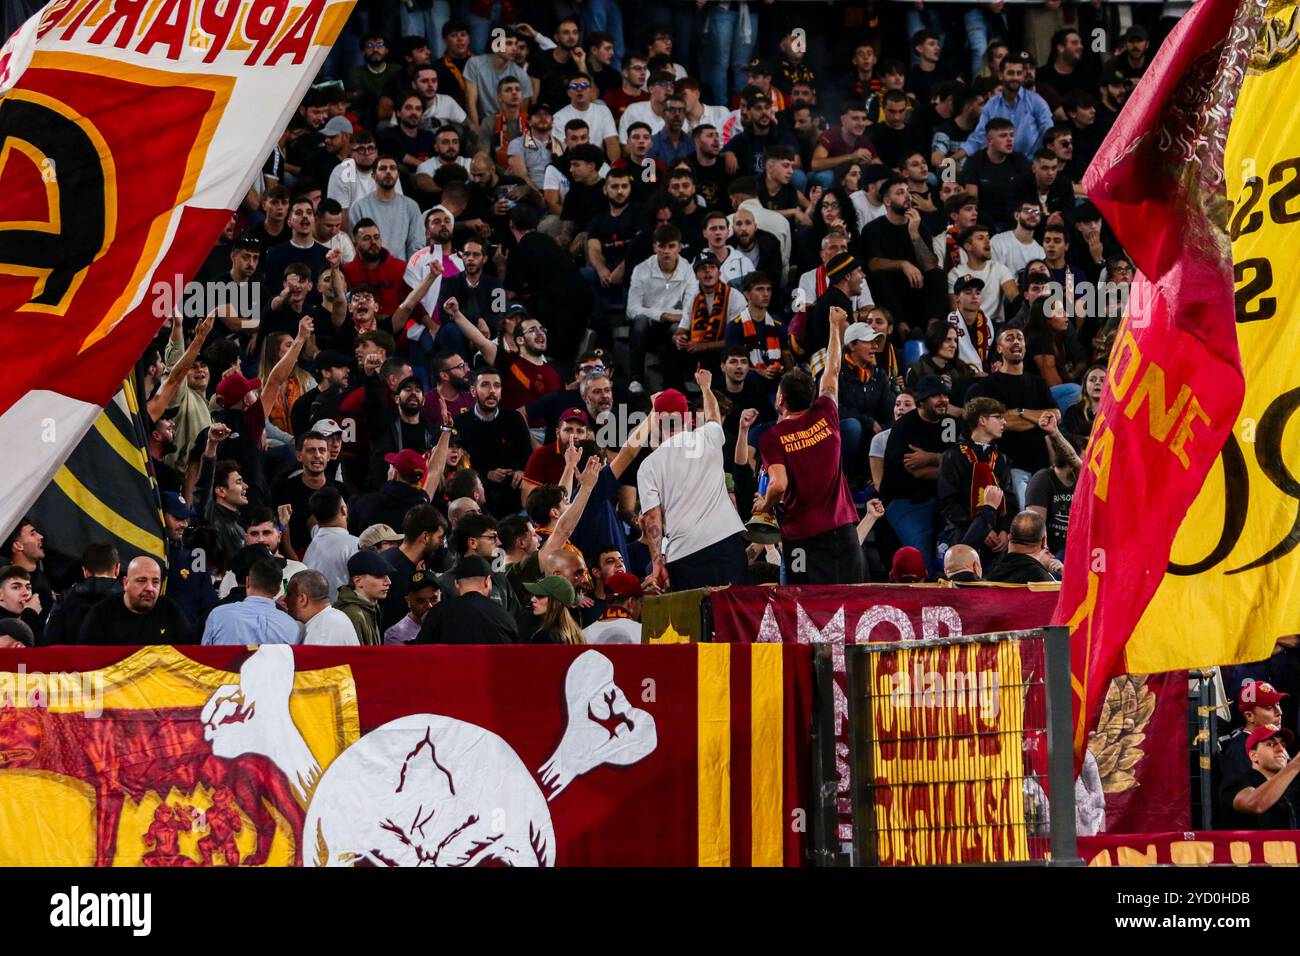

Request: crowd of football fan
left=0, top=1, right=1185, bottom=653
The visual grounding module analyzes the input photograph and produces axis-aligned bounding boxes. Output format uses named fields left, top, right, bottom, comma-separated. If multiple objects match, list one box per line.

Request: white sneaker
left=627, top=380, right=645, bottom=394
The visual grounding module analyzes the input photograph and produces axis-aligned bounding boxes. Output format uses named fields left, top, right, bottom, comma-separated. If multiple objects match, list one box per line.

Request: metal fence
left=841, top=627, right=1076, bottom=866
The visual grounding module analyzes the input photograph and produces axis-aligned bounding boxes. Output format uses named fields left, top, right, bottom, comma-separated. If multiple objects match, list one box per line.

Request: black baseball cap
left=409, top=569, right=440, bottom=590
left=742, top=86, right=771, bottom=107
left=953, top=275, right=986, bottom=294
left=396, top=375, right=424, bottom=393
left=347, top=549, right=391, bottom=579
left=693, top=251, right=721, bottom=271
left=453, top=555, right=493, bottom=579
left=913, top=374, right=953, bottom=401
left=314, top=349, right=351, bottom=373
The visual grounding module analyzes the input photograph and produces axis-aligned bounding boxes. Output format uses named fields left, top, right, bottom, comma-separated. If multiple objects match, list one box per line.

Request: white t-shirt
left=683, top=103, right=732, bottom=137
left=219, top=559, right=307, bottom=598
left=796, top=267, right=873, bottom=315
left=303, top=606, right=361, bottom=645
left=543, top=161, right=611, bottom=202
left=869, top=428, right=890, bottom=460
left=933, top=232, right=969, bottom=268
left=990, top=230, right=1045, bottom=275
left=618, top=100, right=666, bottom=141
left=851, top=191, right=886, bottom=232
left=947, top=258, right=1015, bottom=325
left=583, top=618, right=643, bottom=644
left=637, top=421, right=744, bottom=562
left=554, top=101, right=618, bottom=145
left=403, top=247, right=465, bottom=316
left=420, top=94, right=468, bottom=130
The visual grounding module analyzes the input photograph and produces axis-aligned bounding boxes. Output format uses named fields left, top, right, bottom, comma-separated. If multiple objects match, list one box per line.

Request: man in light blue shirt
left=960, top=52, right=1054, bottom=159
left=202, top=557, right=300, bottom=645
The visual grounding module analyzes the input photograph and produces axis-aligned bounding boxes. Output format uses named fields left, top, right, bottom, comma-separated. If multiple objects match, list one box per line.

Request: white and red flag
left=0, top=0, right=354, bottom=532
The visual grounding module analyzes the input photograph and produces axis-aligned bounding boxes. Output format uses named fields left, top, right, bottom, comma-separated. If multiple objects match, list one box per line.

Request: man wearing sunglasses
left=554, top=75, right=620, bottom=164
left=529, top=17, right=593, bottom=113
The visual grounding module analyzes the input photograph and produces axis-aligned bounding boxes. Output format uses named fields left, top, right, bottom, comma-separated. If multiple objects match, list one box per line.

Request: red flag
left=1053, top=0, right=1252, bottom=760
left=0, top=0, right=354, bottom=536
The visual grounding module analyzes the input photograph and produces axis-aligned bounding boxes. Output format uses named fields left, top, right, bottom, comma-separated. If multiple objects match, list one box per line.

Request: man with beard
left=864, top=177, right=948, bottom=333
left=77, top=557, right=192, bottom=646
left=465, top=27, right=532, bottom=132
left=148, top=412, right=184, bottom=494
left=687, top=124, right=729, bottom=210
left=1094, top=65, right=1131, bottom=140
left=343, top=219, right=407, bottom=319
left=881, top=375, right=957, bottom=575
left=273, top=431, right=347, bottom=561
left=452, top=367, right=534, bottom=517
left=332, top=154, right=383, bottom=230
left=379, top=505, right=448, bottom=632
left=523, top=359, right=617, bottom=446
left=529, top=18, right=591, bottom=111
left=349, top=33, right=400, bottom=125
left=368, top=376, right=439, bottom=486
left=402, top=205, right=464, bottom=331
left=378, top=95, right=436, bottom=180
left=1038, top=28, right=1094, bottom=107
left=423, top=351, right=475, bottom=429
left=161, top=492, right=219, bottom=633
left=378, top=36, right=434, bottom=122
left=964, top=54, right=1055, bottom=159
left=291, top=351, right=351, bottom=436
left=507, top=102, right=562, bottom=196
left=724, top=88, right=800, bottom=180
left=447, top=304, right=564, bottom=422
left=584, top=169, right=638, bottom=322
left=350, top=156, right=425, bottom=260
left=522, top=407, right=592, bottom=499
left=414, top=125, right=472, bottom=198
left=967, top=328, right=1057, bottom=507
left=726, top=206, right=784, bottom=299
left=795, top=252, right=866, bottom=377
left=431, top=237, right=502, bottom=360
left=649, top=94, right=693, bottom=167
left=501, top=204, right=595, bottom=366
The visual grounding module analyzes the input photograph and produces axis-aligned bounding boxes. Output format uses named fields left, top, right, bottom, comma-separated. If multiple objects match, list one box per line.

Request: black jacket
left=414, top=591, right=519, bottom=644
left=938, top=438, right=1017, bottom=539
left=347, top=480, right=430, bottom=537
left=838, top=362, right=896, bottom=437
left=985, top=551, right=1056, bottom=584
left=42, top=577, right=120, bottom=646
left=368, top=416, right=439, bottom=489
left=728, top=231, right=785, bottom=295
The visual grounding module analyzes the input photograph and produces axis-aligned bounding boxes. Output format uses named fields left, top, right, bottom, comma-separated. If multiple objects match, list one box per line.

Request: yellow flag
left=1128, top=1, right=1300, bottom=672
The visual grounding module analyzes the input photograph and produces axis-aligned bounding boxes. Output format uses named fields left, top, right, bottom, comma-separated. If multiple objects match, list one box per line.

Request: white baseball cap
left=844, top=323, right=884, bottom=345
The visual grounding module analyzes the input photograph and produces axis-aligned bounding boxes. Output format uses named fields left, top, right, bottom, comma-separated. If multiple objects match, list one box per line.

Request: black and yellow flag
left=29, top=377, right=164, bottom=582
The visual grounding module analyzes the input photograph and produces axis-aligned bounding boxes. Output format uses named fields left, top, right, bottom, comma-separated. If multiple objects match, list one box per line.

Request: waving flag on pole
left=0, top=0, right=355, bottom=540
left=1054, top=0, right=1264, bottom=761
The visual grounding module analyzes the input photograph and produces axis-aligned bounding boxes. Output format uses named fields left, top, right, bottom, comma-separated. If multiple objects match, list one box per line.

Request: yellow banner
left=1129, top=3, right=1300, bottom=672
left=867, top=641, right=1029, bottom=865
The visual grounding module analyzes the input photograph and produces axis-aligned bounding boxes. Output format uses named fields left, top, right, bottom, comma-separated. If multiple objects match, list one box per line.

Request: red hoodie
left=343, top=250, right=408, bottom=319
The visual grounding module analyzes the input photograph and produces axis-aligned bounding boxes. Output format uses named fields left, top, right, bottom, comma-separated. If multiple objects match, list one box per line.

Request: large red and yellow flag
left=1054, top=0, right=1268, bottom=757
left=0, top=0, right=354, bottom=534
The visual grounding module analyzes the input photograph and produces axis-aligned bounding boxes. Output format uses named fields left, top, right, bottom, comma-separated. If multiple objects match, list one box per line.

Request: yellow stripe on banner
left=52, top=468, right=164, bottom=557
left=93, top=416, right=149, bottom=477
left=750, top=643, right=784, bottom=867
left=697, top=643, right=731, bottom=866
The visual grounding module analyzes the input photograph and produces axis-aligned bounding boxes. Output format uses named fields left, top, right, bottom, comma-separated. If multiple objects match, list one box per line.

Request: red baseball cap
left=603, top=571, right=644, bottom=599
left=384, top=448, right=428, bottom=479
left=653, top=389, right=689, bottom=418
left=559, top=406, right=591, bottom=426
left=889, top=546, right=927, bottom=583
left=215, top=373, right=261, bottom=408
left=1238, top=679, right=1289, bottom=713
left=1247, top=724, right=1296, bottom=752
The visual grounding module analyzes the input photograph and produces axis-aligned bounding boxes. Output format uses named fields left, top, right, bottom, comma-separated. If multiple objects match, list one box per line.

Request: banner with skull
left=0, top=643, right=812, bottom=866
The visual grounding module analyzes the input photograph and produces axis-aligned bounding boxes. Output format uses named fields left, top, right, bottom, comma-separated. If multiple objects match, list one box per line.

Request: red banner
left=710, top=583, right=1058, bottom=843
left=1056, top=0, right=1248, bottom=761
left=0, top=644, right=811, bottom=867
left=1085, top=671, right=1190, bottom=835
left=1081, top=831, right=1300, bottom=866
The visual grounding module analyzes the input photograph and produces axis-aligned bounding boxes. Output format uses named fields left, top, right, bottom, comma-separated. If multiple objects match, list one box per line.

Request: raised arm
left=694, top=368, right=721, bottom=424
left=148, top=311, right=214, bottom=421
left=261, top=316, right=312, bottom=416
left=392, top=260, right=442, bottom=332
left=734, top=408, right=758, bottom=470
left=539, top=457, right=602, bottom=564
left=444, top=297, right=498, bottom=365
left=820, top=305, right=847, bottom=399
left=609, top=412, right=654, bottom=480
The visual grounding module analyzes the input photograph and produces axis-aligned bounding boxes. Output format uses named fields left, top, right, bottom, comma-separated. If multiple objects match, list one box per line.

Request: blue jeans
left=702, top=6, right=758, bottom=104
left=401, top=2, right=451, bottom=57
left=1051, top=383, right=1081, bottom=415
left=1009, top=468, right=1032, bottom=513
left=580, top=0, right=626, bottom=69
left=792, top=168, right=833, bottom=195
left=905, top=7, right=946, bottom=64
left=466, top=2, right=500, bottom=57
left=841, top=417, right=864, bottom=468
left=963, top=8, right=1008, bottom=78
left=885, top=498, right=939, bottom=578
left=642, top=2, right=697, bottom=77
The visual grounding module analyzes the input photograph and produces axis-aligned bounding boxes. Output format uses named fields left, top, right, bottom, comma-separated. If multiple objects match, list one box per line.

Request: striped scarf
left=943, top=226, right=962, bottom=270
left=843, top=351, right=874, bottom=384
left=879, top=340, right=900, bottom=379
left=948, top=307, right=993, bottom=367
left=734, top=308, right=782, bottom=370
left=492, top=108, right=527, bottom=168
left=959, top=441, right=1006, bottom=518
left=688, top=284, right=732, bottom=344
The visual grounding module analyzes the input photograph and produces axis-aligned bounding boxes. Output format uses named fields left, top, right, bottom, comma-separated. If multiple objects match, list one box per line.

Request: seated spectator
left=949, top=225, right=1019, bottom=328
left=985, top=511, right=1063, bottom=583
left=333, top=549, right=391, bottom=645
left=810, top=103, right=876, bottom=176
left=724, top=272, right=787, bottom=388
left=42, top=543, right=120, bottom=647
left=943, top=543, right=984, bottom=583
left=991, top=201, right=1046, bottom=274
left=881, top=375, right=955, bottom=575
left=451, top=367, right=533, bottom=516
left=286, top=569, right=360, bottom=645
left=864, top=177, right=948, bottom=333
left=626, top=224, right=693, bottom=394
left=348, top=449, right=437, bottom=533
left=202, top=558, right=298, bottom=646
left=1062, top=363, right=1106, bottom=450
left=938, top=398, right=1015, bottom=564
left=958, top=118, right=1034, bottom=234
left=1025, top=412, right=1082, bottom=560
left=434, top=512, right=520, bottom=615
left=583, top=572, right=645, bottom=644
left=669, top=253, right=747, bottom=386
left=1025, top=298, right=1089, bottom=407
left=0, top=565, right=46, bottom=644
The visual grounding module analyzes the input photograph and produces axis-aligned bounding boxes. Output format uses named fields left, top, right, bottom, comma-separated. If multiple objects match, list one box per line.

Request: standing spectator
left=451, top=366, right=533, bottom=516
left=937, top=397, right=1015, bottom=563
left=670, top=253, right=747, bottom=385
left=287, top=569, right=360, bottom=646
left=273, top=432, right=346, bottom=561
left=1220, top=725, right=1300, bottom=830
left=42, top=543, right=119, bottom=647
left=968, top=328, right=1058, bottom=505
left=202, top=559, right=298, bottom=646
left=350, top=156, right=425, bottom=259
left=638, top=377, right=748, bottom=590
left=523, top=575, right=585, bottom=644
left=76, top=557, right=192, bottom=646
left=501, top=205, right=595, bottom=365
left=302, top=486, right=358, bottom=600
left=328, top=132, right=387, bottom=229
left=414, top=555, right=519, bottom=644
left=333, top=549, right=391, bottom=646
left=377, top=504, right=448, bottom=631
left=382, top=569, right=441, bottom=645
left=348, top=448, right=438, bottom=532
left=755, top=309, right=865, bottom=584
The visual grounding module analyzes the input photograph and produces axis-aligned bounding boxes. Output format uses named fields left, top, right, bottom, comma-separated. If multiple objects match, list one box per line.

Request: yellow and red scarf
left=843, top=351, right=875, bottom=384
left=734, top=307, right=782, bottom=370
left=958, top=442, right=1006, bottom=518
left=597, top=605, right=635, bottom=622
left=949, top=307, right=993, bottom=368
left=492, top=108, right=527, bottom=168
left=688, top=284, right=732, bottom=344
